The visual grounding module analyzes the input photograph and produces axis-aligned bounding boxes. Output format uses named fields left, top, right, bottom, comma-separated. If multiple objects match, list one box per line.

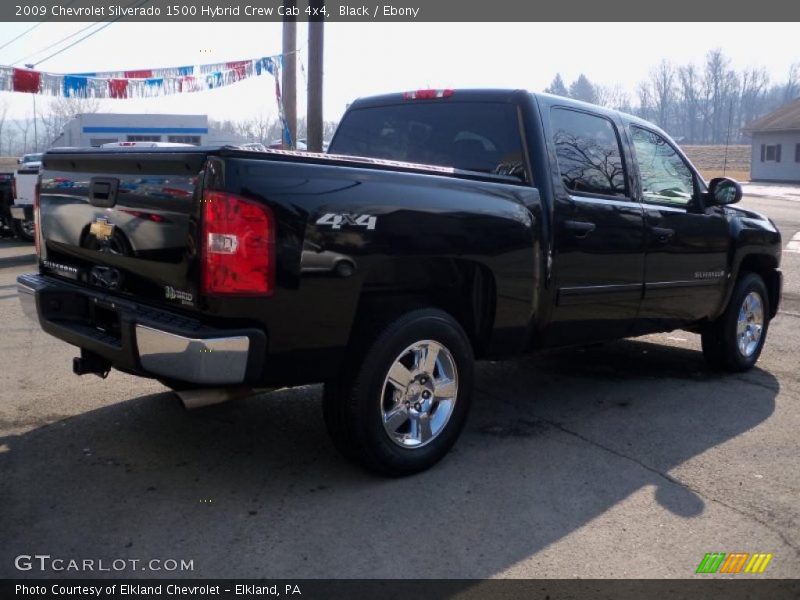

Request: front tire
left=702, top=273, right=770, bottom=372
left=323, top=308, right=474, bottom=476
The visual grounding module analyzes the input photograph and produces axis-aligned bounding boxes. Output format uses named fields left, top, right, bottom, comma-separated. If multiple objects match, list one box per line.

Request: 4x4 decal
left=316, top=213, right=377, bottom=230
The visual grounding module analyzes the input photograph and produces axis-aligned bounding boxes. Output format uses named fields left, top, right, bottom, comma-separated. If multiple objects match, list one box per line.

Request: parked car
left=18, top=153, right=43, bottom=166
left=18, top=89, right=782, bottom=475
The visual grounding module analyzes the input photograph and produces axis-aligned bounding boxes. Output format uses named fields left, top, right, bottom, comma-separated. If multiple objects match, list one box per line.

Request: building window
left=167, top=135, right=201, bottom=145
left=761, top=144, right=781, bottom=162
left=127, top=135, right=161, bottom=142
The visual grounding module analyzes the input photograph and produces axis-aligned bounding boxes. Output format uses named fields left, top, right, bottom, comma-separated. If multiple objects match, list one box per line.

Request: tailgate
left=14, top=168, right=38, bottom=205
left=39, top=149, right=210, bottom=308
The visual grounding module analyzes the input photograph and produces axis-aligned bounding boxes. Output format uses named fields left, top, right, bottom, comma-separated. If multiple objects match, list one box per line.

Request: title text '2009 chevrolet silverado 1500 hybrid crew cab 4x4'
left=18, top=90, right=782, bottom=475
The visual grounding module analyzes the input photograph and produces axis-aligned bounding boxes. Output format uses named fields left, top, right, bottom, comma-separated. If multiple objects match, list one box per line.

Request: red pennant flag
left=12, top=68, right=41, bottom=94
left=109, top=79, right=129, bottom=99
left=124, top=70, right=153, bottom=79
left=226, top=60, right=248, bottom=80
left=178, top=76, right=195, bottom=93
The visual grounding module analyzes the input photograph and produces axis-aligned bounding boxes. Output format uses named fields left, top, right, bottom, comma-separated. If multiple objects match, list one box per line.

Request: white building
left=743, top=99, right=800, bottom=183
left=51, top=113, right=247, bottom=148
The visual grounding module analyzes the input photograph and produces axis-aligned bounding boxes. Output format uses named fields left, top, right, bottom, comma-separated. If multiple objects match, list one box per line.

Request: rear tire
left=701, top=273, right=770, bottom=372
left=323, top=308, right=474, bottom=476
left=12, top=217, right=34, bottom=242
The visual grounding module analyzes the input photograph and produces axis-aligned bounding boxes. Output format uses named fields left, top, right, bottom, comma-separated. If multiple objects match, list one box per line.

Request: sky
left=0, top=21, right=798, bottom=125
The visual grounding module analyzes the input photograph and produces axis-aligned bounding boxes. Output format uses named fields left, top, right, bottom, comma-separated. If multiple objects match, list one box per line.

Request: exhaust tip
left=175, top=387, right=256, bottom=409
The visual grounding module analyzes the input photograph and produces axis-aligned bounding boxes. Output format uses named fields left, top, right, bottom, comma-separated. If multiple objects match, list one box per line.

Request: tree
left=15, top=117, right=33, bottom=154
left=703, top=49, right=733, bottom=143
left=678, top=64, right=701, bottom=143
left=37, top=96, right=100, bottom=148
left=544, top=73, right=569, bottom=98
left=636, top=81, right=653, bottom=122
left=650, top=60, right=675, bottom=129
left=595, top=84, right=631, bottom=111
left=568, top=74, right=597, bottom=104
left=739, top=67, right=769, bottom=134
left=784, top=62, right=799, bottom=102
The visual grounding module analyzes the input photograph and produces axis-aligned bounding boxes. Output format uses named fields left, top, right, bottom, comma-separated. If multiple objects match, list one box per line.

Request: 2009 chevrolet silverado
left=17, top=89, right=782, bottom=475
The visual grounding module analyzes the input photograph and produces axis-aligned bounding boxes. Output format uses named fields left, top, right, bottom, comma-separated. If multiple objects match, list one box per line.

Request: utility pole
left=281, top=0, right=297, bottom=149
left=307, top=0, right=324, bottom=152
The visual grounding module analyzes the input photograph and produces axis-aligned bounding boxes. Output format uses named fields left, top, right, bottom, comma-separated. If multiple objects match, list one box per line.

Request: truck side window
left=630, top=127, right=695, bottom=207
left=550, top=108, right=628, bottom=198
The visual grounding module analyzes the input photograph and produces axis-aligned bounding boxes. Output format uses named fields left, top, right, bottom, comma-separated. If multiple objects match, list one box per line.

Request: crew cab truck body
left=18, top=90, right=782, bottom=475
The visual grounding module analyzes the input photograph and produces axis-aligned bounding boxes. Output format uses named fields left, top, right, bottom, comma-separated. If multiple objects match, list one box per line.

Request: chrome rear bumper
left=136, top=325, right=250, bottom=385
left=17, top=272, right=265, bottom=386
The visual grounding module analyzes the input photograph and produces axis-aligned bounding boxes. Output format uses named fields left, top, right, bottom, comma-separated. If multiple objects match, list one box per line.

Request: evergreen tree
left=569, top=74, right=597, bottom=104
left=544, top=73, right=569, bottom=97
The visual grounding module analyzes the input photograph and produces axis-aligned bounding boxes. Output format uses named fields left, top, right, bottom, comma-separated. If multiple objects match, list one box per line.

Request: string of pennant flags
left=0, top=54, right=284, bottom=99
left=0, top=52, right=297, bottom=145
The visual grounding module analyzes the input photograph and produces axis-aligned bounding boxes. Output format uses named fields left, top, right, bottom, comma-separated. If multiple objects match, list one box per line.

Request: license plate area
left=40, top=290, right=123, bottom=347
left=91, top=302, right=121, bottom=338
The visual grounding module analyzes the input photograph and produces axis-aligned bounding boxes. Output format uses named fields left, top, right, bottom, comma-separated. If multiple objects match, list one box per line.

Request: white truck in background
left=11, top=152, right=42, bottom=242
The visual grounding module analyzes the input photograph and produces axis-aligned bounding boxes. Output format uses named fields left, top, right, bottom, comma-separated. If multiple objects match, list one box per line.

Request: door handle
left=651, top=227, right=675, bottom=243
left=564, top=220, right=596, bottom=238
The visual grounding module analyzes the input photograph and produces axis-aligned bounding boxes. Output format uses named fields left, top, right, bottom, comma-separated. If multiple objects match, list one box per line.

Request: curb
left=0, top=253, right=36, bottom=267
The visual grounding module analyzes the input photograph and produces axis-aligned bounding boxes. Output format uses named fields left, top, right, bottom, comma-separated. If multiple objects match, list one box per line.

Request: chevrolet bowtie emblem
left=89, top=218, right=115, bottom=241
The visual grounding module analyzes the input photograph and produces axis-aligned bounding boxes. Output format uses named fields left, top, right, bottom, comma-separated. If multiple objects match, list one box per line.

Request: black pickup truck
left=17, top=89, right=782, bottom=475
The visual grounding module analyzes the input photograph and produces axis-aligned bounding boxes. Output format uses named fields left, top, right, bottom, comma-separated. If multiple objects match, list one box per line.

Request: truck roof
left=346, top=88, right=666, bottom=138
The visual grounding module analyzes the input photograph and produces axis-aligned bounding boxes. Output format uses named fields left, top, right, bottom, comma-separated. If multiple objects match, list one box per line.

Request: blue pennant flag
left=63, top=75, right=88, bottom=97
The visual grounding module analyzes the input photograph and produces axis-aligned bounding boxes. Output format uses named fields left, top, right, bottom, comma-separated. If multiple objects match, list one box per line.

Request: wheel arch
left=350, top=257, right=497, bottom=359
left=728, top=253, right=781, bottom=319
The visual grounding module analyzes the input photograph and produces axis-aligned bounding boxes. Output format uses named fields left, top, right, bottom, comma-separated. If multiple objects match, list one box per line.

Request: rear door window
left=550, top=108, right=628, bottom=198
left=329, top=102, right=526, bottom=180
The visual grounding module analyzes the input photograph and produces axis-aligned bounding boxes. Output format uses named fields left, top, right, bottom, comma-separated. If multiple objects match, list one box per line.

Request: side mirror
left=16, top=158, right=21, bottom=164
left=707, top=177, right=742, bottom=206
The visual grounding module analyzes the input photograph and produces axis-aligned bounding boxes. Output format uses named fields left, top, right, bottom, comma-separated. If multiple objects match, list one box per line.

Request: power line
left=0, top=0, right=77, bottom=55
left=0, top=23, right=46, bottom=54
left=11, top=21, right=102, bottom=66
left=32, top=0, right=150, bottom=68
left=11, top=0, right=148, bottom=68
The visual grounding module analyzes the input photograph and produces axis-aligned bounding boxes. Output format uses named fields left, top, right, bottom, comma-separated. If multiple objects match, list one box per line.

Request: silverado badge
left=89, top=217, right=115, bottom=241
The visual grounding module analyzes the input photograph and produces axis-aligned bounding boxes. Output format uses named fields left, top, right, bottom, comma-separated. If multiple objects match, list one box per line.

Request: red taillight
left=11, top=177, right=17, bottom=200
left=402, top=89, right=454, bottom=100
left=201, top=190, right=274, bottom=295
left=33, top=179, right=41, bottom=257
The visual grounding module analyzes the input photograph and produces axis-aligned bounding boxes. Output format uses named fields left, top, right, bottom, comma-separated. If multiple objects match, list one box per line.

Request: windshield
left=21, top=154, right=43, bottom=163
left=330, top=101, right=526, bottom=180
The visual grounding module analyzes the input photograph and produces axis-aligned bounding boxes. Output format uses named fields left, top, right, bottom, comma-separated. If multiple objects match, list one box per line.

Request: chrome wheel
left=737, top=291, right=764, bottom=358
left=380, top=340, right=458, bottom=449
left=20, top=219, right=34, bottom=238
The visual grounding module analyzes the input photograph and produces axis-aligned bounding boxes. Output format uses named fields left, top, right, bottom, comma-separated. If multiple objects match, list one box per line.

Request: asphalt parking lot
left=1, top=194, right=799, bottom=579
